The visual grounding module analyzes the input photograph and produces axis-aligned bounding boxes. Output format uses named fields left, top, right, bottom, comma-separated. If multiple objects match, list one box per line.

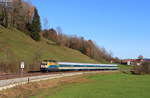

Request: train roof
left=43, top=60, right=57, bottom=62
left=58, top=62, right=118, bottom=66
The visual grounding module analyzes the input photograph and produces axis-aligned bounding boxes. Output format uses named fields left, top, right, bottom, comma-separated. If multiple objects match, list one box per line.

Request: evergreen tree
left=29, top=8, right=41, bottom=41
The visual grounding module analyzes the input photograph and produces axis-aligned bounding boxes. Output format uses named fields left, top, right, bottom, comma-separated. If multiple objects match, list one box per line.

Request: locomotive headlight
left=41, top=65, right=45, bottom=68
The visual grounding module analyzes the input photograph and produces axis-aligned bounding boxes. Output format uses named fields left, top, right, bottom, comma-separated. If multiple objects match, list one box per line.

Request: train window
left=41, top=62, right=47, bottom=65
left=59, top=65, right=72, bottom=67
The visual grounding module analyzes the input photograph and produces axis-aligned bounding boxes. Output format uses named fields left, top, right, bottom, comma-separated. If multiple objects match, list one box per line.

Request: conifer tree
left=29, top=8, right=41, bottom=41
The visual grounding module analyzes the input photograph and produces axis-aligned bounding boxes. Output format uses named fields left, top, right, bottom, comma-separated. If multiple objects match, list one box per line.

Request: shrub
left=30, top=31, right=40, bottom=41
left=0, top=61, right=20, bottom=73
left=132, top=61, right=150, bottom=75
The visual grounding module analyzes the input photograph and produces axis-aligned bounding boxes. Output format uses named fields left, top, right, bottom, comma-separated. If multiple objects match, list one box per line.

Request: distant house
left=121, top=59, right=143, bottom=66
left=121, top=59, right=136, bottom=65
left=121, top=57, right=150, bottom=66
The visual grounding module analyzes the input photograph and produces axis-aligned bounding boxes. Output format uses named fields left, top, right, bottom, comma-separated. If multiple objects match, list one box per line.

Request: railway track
left=0, top=71, right=64, bottom=80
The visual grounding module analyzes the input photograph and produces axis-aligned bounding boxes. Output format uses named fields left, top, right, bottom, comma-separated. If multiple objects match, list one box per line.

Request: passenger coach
left=40, top=60, right=118, bottom=72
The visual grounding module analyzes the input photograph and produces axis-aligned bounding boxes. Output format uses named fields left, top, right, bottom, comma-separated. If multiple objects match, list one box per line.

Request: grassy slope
left=31, top=73, right=150, bottom=98
left=0, top=26, right=98, bottom=65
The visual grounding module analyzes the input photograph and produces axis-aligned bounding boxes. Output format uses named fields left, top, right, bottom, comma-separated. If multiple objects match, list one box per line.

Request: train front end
left=40, top=60, right=59, bottom=72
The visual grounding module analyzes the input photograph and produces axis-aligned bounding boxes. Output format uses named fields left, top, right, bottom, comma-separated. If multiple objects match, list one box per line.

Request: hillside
left=0, top=26, right=98, bottom=72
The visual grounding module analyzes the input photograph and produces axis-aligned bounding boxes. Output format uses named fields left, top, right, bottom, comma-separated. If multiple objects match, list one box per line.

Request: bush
left=0, top=61, right=20, bottom=73
left=30, top=32, right=40, bottom=41
left=132, top=61, right=150, bottom=75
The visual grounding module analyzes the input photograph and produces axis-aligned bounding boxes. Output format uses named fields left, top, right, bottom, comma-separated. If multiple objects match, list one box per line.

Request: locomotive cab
left=40, top=60, right=58, bottom=72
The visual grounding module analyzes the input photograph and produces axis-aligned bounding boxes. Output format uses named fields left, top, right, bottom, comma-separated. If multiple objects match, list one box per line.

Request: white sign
left=20, top=62, right=25, bottom=69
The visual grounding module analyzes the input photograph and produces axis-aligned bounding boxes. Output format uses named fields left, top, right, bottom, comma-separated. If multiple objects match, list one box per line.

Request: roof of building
left=121, top=59, right=143, bottom=63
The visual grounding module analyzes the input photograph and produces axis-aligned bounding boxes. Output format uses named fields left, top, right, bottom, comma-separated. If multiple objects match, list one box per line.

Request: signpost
left=20, top=61, right=25, bottom=77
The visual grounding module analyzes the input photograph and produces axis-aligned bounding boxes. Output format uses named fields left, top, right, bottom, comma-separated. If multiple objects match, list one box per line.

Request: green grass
left=119, top=64, right=132, bottom=70
left=31, top=73, right=150, bottom=98
left=0, top=26, right=98, bottom=66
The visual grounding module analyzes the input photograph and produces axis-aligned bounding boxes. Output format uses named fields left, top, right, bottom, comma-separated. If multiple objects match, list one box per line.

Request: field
left=29, top=72, right=150, bottom=98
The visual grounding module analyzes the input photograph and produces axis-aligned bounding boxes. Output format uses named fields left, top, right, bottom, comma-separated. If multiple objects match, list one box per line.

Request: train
left=40, top=60, right=118, bottom=72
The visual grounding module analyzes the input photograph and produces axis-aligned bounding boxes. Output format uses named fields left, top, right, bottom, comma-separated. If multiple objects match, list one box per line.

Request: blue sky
left=30, top=0, right=150, bottom=59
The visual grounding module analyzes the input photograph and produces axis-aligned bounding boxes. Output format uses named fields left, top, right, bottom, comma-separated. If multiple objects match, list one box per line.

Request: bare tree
left=42, top=27, right=113, bottom=62
left=43, top=17, right=49, bottom=29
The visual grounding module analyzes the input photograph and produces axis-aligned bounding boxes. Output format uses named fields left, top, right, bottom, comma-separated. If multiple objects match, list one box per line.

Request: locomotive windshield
left=41, top=60, right=57, bottom=65
left=41, top=62, right=47, bottom=65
